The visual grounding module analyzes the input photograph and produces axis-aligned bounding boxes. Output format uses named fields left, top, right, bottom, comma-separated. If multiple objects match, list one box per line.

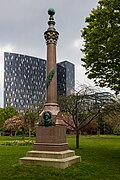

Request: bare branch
left=78, top=110, right=100, bottom=130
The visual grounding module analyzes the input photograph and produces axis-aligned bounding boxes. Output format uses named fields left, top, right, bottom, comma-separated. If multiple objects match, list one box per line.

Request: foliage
left=3, top=115, right=24, bottom=133
left=0, top=107, right=18, bottom=131
left=24, top=109, right=39, bottom=128
left=3, top=108, right=40, bottom=138
left=4, top=106, right=19, bottom=119
left=81, top=0, right=120, bottom=93
left=4, top=109, right=39, bottom=138
left=24, top=109, right=39, bottom=138
left=81, top=120, right=98, bottom=134
left=0, top=108, right=6, bottom=131
left=102, top=101, right=120, bottom=134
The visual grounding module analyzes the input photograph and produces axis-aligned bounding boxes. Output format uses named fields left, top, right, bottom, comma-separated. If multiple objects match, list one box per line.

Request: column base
left=33, top=142, right=68, bottom=152
left=19, top=150, right=81, bottom=169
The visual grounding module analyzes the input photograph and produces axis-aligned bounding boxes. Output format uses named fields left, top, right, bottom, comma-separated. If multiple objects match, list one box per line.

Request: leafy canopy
left=0, top=107, right=18, bottom=130
left=81, top=0, right=120, bottom=93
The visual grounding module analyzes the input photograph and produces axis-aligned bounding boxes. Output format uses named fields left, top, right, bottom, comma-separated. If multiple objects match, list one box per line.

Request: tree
left=24, top=109, right=39, bottom=139
left=4, top=115, right=24, bottom=137
left=102, top=101, right=120, bottom=134
left=4, top=106, right=19, bottom=119
left=0, top=107, right=18, bottom=134
left=0, top=108, right=6, bottom=134
left=58, top=87, right=103, bottom=148
left=81, top=120, right=98, bottom=135
left=81, top=0, right=120, bottom=93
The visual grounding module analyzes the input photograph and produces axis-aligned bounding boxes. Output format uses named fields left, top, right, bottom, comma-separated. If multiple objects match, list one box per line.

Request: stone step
left=26, top=150, right=75, bottom=159
left=19, top=155, right=80, bottom=169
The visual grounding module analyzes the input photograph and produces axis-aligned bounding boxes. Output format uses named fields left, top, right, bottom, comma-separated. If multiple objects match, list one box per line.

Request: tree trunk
left=76, top=131, right=80, bottom=148
left=22, top=128, right=25, bottom=140
left=97, top=129, right=100, bottom=136
left=10, top=130, right=12, bottom=136
left=29, top=127, right=31, bottom=140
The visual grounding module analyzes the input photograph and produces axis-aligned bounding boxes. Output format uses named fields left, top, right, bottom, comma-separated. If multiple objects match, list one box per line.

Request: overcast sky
left=0, top=0, right=102, bottom=107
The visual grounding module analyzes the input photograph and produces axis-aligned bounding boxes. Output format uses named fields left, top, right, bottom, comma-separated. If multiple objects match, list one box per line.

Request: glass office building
left=4, top=52, right=75, bottom=113
left=57, top=61, right=75, bottom=96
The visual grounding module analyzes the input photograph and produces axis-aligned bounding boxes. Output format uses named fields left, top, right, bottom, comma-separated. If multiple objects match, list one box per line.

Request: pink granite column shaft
left=46, top=43, right=57, bottom=104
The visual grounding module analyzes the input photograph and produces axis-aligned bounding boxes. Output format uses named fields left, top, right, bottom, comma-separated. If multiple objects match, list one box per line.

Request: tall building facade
left=4, top=52, right=46, bottom=113
left=57, top=61, right=75, bottom=96
left=57, top=63, right=66, bottom=96
left=4, top=52, right=75, bottom=112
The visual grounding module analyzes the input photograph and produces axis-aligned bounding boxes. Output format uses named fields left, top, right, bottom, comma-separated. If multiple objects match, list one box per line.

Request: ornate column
left=44, top=8, right=59, bottom=105
left=19, top=9, right=80, bottom=168
left=33, top=8, right=68, bottom=151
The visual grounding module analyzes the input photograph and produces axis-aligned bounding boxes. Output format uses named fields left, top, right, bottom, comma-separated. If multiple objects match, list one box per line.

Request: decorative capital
left=44, top=8, right=59, bottom=45
left=44, top=30, right=59, bottom=45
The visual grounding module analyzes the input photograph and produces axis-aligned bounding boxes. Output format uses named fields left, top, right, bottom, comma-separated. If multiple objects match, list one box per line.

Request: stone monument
left=19, top=8, right=80, bottom=169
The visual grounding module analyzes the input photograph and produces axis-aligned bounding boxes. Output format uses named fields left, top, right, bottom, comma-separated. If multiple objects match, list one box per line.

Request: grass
left=0, top=135, right=120, bottom=180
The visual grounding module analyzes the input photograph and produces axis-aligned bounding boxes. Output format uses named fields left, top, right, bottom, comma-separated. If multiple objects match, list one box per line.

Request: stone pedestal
left=19, top=150, right=81, bottom=169
left=33, top=125, right=68, bottom=151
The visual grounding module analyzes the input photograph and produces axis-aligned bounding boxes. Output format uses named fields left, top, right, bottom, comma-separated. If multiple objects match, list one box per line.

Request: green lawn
left=0, top=135, right=120, bottom=180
